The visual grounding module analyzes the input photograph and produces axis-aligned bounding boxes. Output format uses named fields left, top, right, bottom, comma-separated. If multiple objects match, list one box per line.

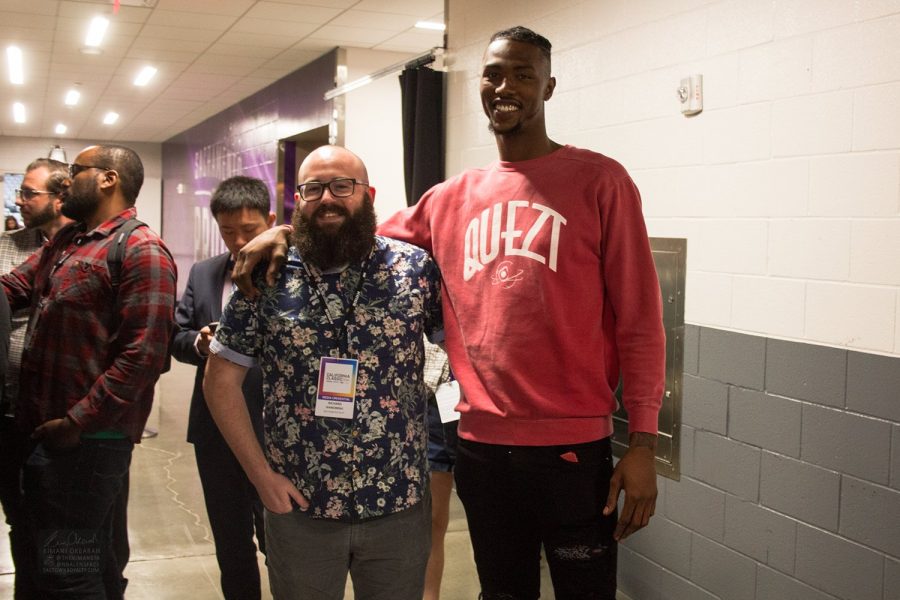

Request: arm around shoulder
left=376, top=187, right=437, bottom=252
left=233, top=224, right=292, bottom=297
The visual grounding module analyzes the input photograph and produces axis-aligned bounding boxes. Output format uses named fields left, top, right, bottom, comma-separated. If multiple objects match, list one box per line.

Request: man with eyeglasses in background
left=1, top=145, right=176, bottom=599
left=204, top=145, right=442, bottom=600
left=0, top=157, right=73, bottom=599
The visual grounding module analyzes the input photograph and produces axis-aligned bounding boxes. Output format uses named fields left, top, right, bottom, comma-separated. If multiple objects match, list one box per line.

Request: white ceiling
left=0, top=0, right=444, bottom=143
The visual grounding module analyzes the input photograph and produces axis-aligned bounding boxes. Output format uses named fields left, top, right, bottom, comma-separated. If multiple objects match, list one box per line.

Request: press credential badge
left=315, top=357, right=358, bottom=419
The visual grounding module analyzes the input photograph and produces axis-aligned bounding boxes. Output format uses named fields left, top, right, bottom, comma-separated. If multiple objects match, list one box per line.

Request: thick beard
left=60, top=185, right=99, bottom=222
left=23, top=202, right=58, bottom=229
left=291, top=198, right=377, bottom=270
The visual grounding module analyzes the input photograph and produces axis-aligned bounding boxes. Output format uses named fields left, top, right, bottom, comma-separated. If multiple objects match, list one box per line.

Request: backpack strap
left=107, top=218, right=146, bottom=290
left=105, top=218, right=175, bottom=374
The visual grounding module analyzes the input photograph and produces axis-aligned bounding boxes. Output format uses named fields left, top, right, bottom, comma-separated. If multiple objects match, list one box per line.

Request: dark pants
left=23, top=439, right=133, bottom=600
left=455, top=437, right=618, bottom=600
left=0, top=416, right=36, bottom=599
left=194, top=432, right=265, bottom=600
left=426, top=395, right=458, bottom=472
left=112, top=471, right=129, bottom=595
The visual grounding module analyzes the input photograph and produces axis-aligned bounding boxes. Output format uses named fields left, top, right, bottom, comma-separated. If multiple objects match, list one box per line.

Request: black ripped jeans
left=455, top=437, right=617, bottom=600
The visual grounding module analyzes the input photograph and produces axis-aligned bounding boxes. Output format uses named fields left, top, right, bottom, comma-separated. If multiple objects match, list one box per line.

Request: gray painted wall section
left=619, top=325, right=900, bottom=600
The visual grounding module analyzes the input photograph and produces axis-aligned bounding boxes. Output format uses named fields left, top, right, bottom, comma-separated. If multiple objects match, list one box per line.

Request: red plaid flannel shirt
left=1, top=208, right=176, bottom=442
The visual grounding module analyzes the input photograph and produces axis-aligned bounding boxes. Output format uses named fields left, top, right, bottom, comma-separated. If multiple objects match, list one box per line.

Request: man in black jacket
left=171, top=176, right=274, bottom=600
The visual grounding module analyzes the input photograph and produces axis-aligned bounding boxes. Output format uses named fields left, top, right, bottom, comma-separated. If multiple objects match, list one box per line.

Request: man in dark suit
left=172, top=176, right=275, bottom=600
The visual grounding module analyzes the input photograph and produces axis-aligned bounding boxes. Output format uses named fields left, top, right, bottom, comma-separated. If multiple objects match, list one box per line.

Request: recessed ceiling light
left=103, top=111, right=119, bottom=125
left=415, top=21, right=445, bottom=31
left=7, top=46, right=23, bottom=85
left=85, top=16, right=109, bottom=47
left=64, top=89, right=81, bottom=106
left=134, top=66, right=157, bottom=87
left=13, top=102, right=26, bottom=123
left=55, top=123, right=67, bottom=135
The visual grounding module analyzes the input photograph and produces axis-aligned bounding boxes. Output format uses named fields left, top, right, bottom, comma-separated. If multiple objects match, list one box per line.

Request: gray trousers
left=264, top=496, right=431, bottom=600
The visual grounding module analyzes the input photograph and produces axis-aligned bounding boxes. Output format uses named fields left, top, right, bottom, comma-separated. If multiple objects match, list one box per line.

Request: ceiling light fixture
left=103, top=111, right=119, bottom=125
left=13, top=102, right=26, bottom=123
left=85, top=16, right=109, bottom=47
left=64, top=89, right=81, bottom=106
left=134, top=66, right=157, bottom=86
left=415, top=21, right=446, bottom=31
left=48, top=145, right=67, bottom=162
left=55, top=123, right=67, bottom=135
left=7, top=46, right=24, bottom=84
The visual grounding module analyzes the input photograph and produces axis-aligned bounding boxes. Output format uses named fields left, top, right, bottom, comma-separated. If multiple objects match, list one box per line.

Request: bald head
left=298, top=145, right=369, bottom=184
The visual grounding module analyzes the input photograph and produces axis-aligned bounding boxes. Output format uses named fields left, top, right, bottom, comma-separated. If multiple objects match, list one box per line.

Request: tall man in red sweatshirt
left=234, top=26, right=665, bottom=600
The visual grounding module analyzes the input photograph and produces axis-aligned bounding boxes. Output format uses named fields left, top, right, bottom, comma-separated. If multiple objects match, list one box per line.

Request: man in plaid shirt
left=1, top=159, right=72, bottom=409
left=1, top=145, right=177, bottom=599
left=0, top=157, right=72, bottom=599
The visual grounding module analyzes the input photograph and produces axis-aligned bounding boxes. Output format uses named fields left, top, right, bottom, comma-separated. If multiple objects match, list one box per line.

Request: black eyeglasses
left=296, top=177, right=369, bottom=202
left=15, top=188, right=56, bottom=201
left=68, top=163, right=111, bottom=179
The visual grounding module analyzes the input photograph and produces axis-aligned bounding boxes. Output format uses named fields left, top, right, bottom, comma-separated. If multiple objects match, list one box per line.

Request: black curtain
left=399, top=66, right=445, bottom=206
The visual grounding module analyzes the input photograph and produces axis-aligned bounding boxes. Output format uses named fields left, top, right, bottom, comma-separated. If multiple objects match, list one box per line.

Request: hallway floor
left=0, top=361, right=564, bottom=599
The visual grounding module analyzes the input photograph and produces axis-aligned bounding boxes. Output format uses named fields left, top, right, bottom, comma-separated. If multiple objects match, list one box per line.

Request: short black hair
left=91, top=146, right=145, bottom=206
left=490, top=26, right=552, bottom=63
left=25, top=158, right=68, bottom=196
left=210, top=176, right=271, bottom=219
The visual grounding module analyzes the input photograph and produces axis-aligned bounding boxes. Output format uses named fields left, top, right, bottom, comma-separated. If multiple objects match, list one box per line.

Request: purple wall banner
left=162, top=50, right=337, bottom=294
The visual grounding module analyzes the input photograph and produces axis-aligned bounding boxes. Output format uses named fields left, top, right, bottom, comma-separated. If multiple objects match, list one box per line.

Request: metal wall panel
left=612, top=237, right=686, bottom=480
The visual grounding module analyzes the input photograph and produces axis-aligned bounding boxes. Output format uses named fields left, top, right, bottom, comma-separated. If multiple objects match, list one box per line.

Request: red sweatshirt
left=379, top=145, right=665, bottom=446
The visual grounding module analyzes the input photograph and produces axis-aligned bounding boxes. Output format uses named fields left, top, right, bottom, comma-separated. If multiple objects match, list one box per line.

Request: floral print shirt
left=211, top=236, right=442, bottom=521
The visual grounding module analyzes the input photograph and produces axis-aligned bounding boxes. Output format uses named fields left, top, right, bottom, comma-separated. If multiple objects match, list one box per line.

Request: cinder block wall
left=619, top=325, right=900, bottom=600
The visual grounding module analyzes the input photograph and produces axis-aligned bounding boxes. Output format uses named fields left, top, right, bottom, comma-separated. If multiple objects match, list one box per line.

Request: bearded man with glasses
left=0, top=157, right=73, bottom=599
left=205, top=145, right=443, bottom=600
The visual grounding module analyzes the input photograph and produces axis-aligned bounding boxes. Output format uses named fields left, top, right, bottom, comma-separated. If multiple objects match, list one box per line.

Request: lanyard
left=302, top=252, right=372, bottom=356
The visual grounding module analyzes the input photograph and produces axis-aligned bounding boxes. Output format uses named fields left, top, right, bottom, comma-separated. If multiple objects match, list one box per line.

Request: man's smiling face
left=480, top=38, right=555, bottom=137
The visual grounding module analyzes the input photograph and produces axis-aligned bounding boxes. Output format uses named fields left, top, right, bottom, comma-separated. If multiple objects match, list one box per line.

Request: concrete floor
left=0, top=361, right=564, bottom=599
